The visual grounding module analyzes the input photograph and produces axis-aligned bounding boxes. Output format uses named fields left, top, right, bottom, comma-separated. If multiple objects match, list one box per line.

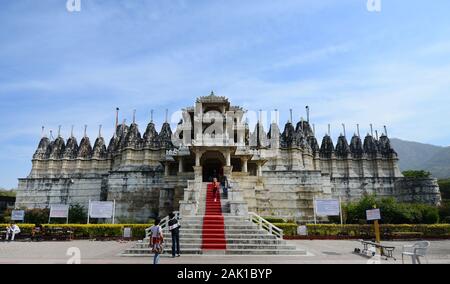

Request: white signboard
left=11, top=210, right=25, bottom=221
left=50, top=204, right=69, bottom=218
left=366, top=208, right=381, bottom=221
left=297, top=225, right=308, bottom=236
left=123, top=227, right=132, bottom=238
left=89, top=201, right=114, bottom=218
left=315, top=199, right=340, bottom=216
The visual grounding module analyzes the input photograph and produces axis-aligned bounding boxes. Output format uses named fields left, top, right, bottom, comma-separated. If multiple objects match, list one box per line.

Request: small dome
left=158, top=122, right=173, bottom=148
left=295, top=120, right=314, bottom=137
left=319, top=135, right=334, bottom=158
left=49, top=136, right=66, bottom=159
left=93, top=136, right=107, bottom=158
left=379, top=134, right=397, bottom=158
left=143, top=122, right=159, bottom=147
left=335, top=135, right=350, bottom=158
left=33, top=137, right=51, bottom=159
left=77, top=136, right=93, bottom=158
left=349, top=135, right=363, bottom=158
left=124, top=123, right=142, bottom=148
left=280, top=122, right=295, bottom=148
left=63, top=136, right=78, bottom=159
left=267, top=123, right=280, bottom=140
left=363, top=134, right=379, bottom=157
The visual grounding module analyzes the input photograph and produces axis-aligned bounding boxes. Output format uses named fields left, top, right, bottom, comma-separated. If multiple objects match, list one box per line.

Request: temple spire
left=289, top=109, right=293, bottom=123
left=375, top=130, right=379, bottom=140
left=71, top=125, right=74, bottom=137
left=98, top=124, right=102, bottom=138
left=328, top=124, right=331, bottom=136
left=384, top=125, right=388, bottom=136
left=50, top=130, right=54, bottom=140
left=151, top=109, right=154, bottom=123
left=370, top=124, right=374, bottom=137
left=133, top=109, right=136, bottom=124
left=342, top=123, right=346, bottom=137
left=165, top=109, right=168, bottom=123
left=274, top=109, right=278, bottom=124
left=84, top=125, right=87, bottom=138
left=306, top=106, right=310, bottom=122
left=58, top=125, right=61, bottom=138
left=357, top=124, right=360, bottom=137
left=115, top=108, right=119, bottom=129
left=41, top=126, right=45, bottom=138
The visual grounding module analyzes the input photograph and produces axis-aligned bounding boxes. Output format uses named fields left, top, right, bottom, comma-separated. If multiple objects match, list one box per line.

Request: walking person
left=149, top=218, right=164, bottom=264
left=220, top=175, right=229, bottom=199
left=212, top=177, right=220, bottom=202
left=168, top=212, right=181, bottom=258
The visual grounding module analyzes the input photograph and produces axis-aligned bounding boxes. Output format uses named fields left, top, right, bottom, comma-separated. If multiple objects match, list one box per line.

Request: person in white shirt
left=6, top=223, right=20, bottom=241
left=149, top=218, right=164, bottom=264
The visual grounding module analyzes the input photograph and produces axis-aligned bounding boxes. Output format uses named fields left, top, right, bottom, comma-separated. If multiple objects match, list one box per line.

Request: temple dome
left=335, top=135, right=350, bottom=158
left=319, top=135, right=334, bottom=158
left=349, top=135, right=363, bottom=158
left=93, top=136, right=107, bottom=158
left=363, top=134, right=379, bottom=157
left=158, top=122, right=173, bottom=148
left=33, top=137, right=51, bottom=159
left=280, top=122, right=295, bottom=148
left=124, top=123, right=142, bottom=148
left=143, top=122, right=159, bottom=147
left=77, top=136, right=93, bottom=158
left=49, top=136, right=66, bottom=159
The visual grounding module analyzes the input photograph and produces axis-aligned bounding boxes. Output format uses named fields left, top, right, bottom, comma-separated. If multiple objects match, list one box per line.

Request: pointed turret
left=335, top=134, right=350, bottom=158
left=349, top=134, right=363, bottom=158
left=49, top=135, right=66, bottom=159
left=378, top=134, right=397, bottom=158
left=143, top=121, right=159, bottom=147
left=158, top=122, right=173, bottom=149
left=77, top=126, right=92, bottom=158
left=319, top=135, right=334, bottom=158
left=33, top=127, right=51, bottom=159
left=280, top=121, right=295, bottom=148
left=363, top=134, right=379, bottom=158
left=124, top=122, right=142, bottom=148
left=93, top=125, right=107, bottom=158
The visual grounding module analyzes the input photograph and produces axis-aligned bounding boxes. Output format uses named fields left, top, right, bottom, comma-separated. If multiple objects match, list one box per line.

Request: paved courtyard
left=0, top=240, right=449, bottom=264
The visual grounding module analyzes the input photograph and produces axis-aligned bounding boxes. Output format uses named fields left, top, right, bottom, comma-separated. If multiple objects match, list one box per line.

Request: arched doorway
left=201, top=151, right=226, bottom=182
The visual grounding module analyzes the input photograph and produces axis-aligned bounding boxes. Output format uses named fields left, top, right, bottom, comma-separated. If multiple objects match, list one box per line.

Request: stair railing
left=145, top=211, right=180, bottom=238
left=248, top=212, right=283, bottom=239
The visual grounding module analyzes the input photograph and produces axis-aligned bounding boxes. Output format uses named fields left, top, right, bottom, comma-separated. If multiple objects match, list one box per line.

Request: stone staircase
left=121, top=182, right=306, bottom=256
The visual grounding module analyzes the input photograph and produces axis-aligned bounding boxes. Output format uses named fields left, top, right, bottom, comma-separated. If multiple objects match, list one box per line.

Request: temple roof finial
left=165, top=109, right=168, bottom=123
left=84, top=125, right=87, bottom=138
left=289, top=109, right=293, bottom=123
left=328, top=124, right=331, bottom=136
left=357, top=124, right=360, bottom=137
left=58, top=125, right=61, bottom=138
left=384, top=125, right=388, bottom=136
left=133, top=109, right=136, bottom=124
left=370, top=124, right=374, bottom=137
left=342, top=123, right=346, bottom=137
left=49, top=130, right=54, bottom=140
left=41, top=126, right=45, bottom=138
left=306, top=106, right=310, bottom=122
left=151, top=109, right=154, bottom=123
left=98, top=124, right=102, bottom=138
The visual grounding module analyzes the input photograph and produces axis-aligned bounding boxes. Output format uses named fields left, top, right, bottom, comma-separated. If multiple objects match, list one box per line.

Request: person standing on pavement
left=168, top=212, right=181, bottom=258
left=149, top=218, right=164, bottom=264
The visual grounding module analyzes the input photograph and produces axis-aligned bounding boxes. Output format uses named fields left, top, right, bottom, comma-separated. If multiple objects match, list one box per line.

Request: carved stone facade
left=15, top=93, right=442, bottom=222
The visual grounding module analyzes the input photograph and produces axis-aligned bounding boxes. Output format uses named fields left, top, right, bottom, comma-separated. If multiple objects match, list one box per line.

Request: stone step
left=122, top=247, right=306, bottom=256
left=160, top=229, right=265, bottom=235
left=137, top=238, right=286, bottom=245
left=133, top=243, right=295, bottom=250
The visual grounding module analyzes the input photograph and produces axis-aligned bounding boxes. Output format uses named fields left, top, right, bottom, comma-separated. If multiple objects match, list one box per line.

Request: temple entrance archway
left=201, top=151, right=226, bottom=182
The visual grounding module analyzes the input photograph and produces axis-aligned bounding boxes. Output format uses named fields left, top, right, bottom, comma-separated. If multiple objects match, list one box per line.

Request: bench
left=356, top=239, right=396, bottom=260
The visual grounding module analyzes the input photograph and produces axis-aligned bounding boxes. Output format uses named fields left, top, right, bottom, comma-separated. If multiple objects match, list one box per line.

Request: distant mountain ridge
left=391, top=138, right=450, bottom=179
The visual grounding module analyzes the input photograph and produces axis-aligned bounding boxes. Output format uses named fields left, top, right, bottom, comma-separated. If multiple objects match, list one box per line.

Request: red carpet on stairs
left=201, top=183, right=227, bottom=250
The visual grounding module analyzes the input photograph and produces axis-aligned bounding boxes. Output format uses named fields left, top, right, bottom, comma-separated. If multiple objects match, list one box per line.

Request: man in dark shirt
left=168, top=212, right=181, bottom=257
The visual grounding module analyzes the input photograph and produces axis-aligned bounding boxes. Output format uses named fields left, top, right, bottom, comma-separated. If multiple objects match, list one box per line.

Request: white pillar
left=257, top=162, right=262, bottom=177
left=195, top=151, right=201, bottom=166
left=178, top=157, right=183, bottom=173
left=226, top=151, right=231, bottom=166
left=242, top=158, right=248, bottom=173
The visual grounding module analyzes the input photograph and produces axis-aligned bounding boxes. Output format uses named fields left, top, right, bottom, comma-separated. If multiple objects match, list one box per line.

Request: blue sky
left=1, top=0, right=450, bottom=189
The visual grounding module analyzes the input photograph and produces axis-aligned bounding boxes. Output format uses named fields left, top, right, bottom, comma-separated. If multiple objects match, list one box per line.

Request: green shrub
left=24, top=208, right=50, bottom=224
left=438, top=179, right=450, bottom=200
left=341, top=195, right=439, bottom=224
left=402, top=170, right=432, bottom=178
left=273, top=223, right=297, bottom=236
left=68, top=204, right=87, bottom=224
